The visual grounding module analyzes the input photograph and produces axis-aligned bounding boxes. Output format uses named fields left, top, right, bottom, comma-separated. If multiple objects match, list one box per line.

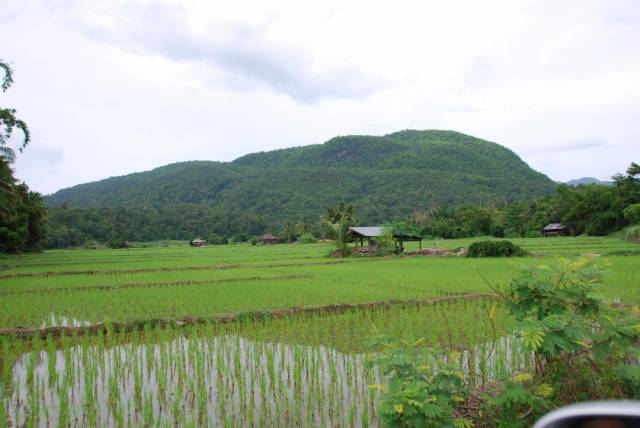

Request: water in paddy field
left=4, top=336, right=382, bottom=427
left=2, top=334, right=533, bottom=427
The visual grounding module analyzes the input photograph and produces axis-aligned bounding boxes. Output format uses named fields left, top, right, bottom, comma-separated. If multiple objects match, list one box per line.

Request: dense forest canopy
left=45, top=162, right=640, bottom=248
left=45, top=130, right=555, bottom=244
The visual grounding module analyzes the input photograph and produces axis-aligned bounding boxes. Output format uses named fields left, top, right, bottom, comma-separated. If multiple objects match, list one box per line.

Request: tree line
left=1, top=59, right=638, bottom=252
left=40, top=162, right=639, bottom=249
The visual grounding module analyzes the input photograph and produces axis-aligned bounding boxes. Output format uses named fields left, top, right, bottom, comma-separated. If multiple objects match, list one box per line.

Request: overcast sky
left=2, top=0, right=639, bottom=194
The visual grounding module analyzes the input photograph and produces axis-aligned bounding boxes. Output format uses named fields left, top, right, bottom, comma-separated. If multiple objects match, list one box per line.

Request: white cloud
left=2, top=0, right=639, bottom=193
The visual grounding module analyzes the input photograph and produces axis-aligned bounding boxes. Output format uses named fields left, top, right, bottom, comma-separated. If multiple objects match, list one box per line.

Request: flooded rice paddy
left=2, top=329, right=532, bottom=427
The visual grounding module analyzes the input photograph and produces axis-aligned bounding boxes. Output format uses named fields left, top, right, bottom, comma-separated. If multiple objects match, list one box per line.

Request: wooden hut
left=190, top=238, right=207, bottom=247
left=347, top=226, right=422, bottom=253
left=541, top=223, right=566, bottom=237
left=258, top=234, right=279, bottom=245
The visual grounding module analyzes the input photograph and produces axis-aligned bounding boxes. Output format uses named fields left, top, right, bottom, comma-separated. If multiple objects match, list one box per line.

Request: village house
left=541, top=223, right=566, bottom=237
left=190, top=238, right=207, bottom=247
left=347, top=226, right=422, bottom=254
left=258, top=234, right=279, bottom=244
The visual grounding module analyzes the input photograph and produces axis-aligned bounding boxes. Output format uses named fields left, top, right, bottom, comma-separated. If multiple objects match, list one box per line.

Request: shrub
left=107, top=239, right=129, bottom=249
left=373, top=258, right=640, bottom=427
left=299, top=233, right=317, bottom=244
left=466, top=240, right=527, bottom=257
left=624, top=225, right=640, bottom=242
left=375, top=228, right=395, bottom=256
left=207, top=234, right=227, bottom=245
left=623, top=203, right=640, bottom=224
left=83, top=240, right=99, bottom=249
left=499, top=258, right=640, bottom=400
left=369, top=337, right=472, bottom=428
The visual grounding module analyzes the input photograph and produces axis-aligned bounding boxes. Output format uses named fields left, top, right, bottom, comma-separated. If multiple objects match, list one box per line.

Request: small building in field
left=258, top=234, right=279, bottom=245
left=541, top=223, right=566, bottom=237
left=347, top=226, right=422, bottom=253
left=190, top=238, right=207, bottom=247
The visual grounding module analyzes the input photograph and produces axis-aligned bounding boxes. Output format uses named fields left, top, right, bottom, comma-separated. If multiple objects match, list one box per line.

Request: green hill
left=45, top=130, right=556, bottom=242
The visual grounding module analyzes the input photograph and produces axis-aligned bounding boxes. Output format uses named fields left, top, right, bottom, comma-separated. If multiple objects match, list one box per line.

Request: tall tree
left=1, top=60, right=30, bottom=162
left=0, top=60, right=46, bottom=253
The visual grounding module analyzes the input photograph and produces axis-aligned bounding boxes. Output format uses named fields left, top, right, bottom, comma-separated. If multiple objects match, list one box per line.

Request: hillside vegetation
left=46, top=130, right=554, bottom=239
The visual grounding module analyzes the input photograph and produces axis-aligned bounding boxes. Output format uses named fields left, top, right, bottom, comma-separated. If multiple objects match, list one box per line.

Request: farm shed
left=190, top=239, right=207, bottom=247
left=259, top=234, right=279, bottom=244
left=541, top=223, right=566, bottom=237
left=347, top=226, right=422, bottom=253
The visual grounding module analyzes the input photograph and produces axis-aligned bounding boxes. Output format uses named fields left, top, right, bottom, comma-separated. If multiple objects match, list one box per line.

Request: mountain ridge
left=46, top=130, right=556, bottom=225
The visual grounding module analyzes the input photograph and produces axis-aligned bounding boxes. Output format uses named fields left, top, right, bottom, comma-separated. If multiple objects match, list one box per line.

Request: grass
left=0, top=239, right=638, bottom=329
left=0, top=236, right=638, bottom=426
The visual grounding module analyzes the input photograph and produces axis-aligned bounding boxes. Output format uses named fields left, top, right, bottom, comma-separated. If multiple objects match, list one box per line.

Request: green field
left=0, top=237, right=638, bottom=426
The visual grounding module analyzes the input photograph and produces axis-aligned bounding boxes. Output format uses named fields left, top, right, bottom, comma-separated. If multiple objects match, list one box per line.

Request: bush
left=299, top=233, right=317, bottom=244
left=107, top=239, right=129, bottom=249
left=83, top=240, right=100, bottom=250
left=624, top=225, right=640, bottom=242
left=467, top=240, right=527, bottom=257
left=623, top=203, right=640, bottom=224
left=207, top=234, right=227, bottom=245
left=372, top=258, right=640, bottom=427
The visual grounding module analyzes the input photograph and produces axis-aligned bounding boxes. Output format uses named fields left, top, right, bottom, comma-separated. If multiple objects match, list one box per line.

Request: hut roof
left=348, top=226, right=384, bottom=237
left=348, top=226, right=422, bottom=241
left=259, top=234, right=278, bottom=240
left=542, top=223, right=565, bottom=231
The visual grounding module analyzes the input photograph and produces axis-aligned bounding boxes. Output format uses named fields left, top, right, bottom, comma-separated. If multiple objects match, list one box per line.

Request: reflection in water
left=5, top=336, right=381, bottom=427
left=3, top=334, right=532, bottom=427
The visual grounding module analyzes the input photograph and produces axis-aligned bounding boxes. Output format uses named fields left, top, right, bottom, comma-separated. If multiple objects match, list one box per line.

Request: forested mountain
left=566, top=177, right=613, bottom=186
left=48, top=130, right=554, bottom=221
left=45, top=130, right=560, bottom=245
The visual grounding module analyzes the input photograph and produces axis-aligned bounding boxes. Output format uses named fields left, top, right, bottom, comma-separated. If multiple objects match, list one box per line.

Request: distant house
left=258, top=234, right=279, bottom=245
left=190, top=238, right=207, bottom=247
left=347, top=226, right=422, bottom=253
left=541, top=223, right=566, bottom=237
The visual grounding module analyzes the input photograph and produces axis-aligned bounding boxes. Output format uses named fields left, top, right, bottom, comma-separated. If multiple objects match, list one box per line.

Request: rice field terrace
left=0, top=237, right=638, bottom=426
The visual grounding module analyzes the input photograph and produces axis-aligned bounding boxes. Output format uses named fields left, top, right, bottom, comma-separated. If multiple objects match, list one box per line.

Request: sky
left=2, top=0, right=639, bottom=194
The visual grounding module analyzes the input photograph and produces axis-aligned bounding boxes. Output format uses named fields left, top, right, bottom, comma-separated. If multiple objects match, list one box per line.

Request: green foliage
left=505, top=258, right=639, bottom=363
left=481, top=376, right=552, bottom=428
left=207, top=233, right=227, bottom=245
left=369, top=336, right=470, bottom=428
left=298, top=233, right=317, bottom=244
left=623, top=225, right=640, bottom=242
left=614, top=363, right=640, bottom=398
left=0, top=61, right=46, bottom=253
left=107, top=238, right=129, bottom=249
left=375, top=227, right=395, bottom=256
left=623, top=203, right=640, bottom=224
left=279, top=220, right=297, bottom=243
left=498, top=258, right=640, bottom=403
left=0, top=168, right=48, bottom=253
left=372, top=258, right=640, bottom=427
left=1, top=60, right=30, bottom=159
left=45, top=204, right=265, bottom=248
left=45, top=130, right=556, bottom=230
left=466, top=240, right=527, bottom=257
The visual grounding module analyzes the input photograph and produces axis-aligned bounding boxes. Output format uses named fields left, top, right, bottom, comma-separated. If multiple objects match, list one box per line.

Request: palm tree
left=1, top=60, right=30, bottom=195
left=320, top=202, right=358, bottom=242
left=295, top=216, right=314, bottom=236
left=280, top=220, right=297, bottom=243
left=1, top=60, right=30, bottom=154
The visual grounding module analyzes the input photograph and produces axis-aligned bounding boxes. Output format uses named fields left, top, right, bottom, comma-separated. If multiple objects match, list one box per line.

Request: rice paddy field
left=0, top=236, right=638, bottom=426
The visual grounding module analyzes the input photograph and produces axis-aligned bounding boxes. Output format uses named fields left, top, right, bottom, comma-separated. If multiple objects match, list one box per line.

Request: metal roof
left=348, top=226, right=385, bottom=237
left=542, top=223, right=565, bottom=231
left=348, top=227, right=422, bottom=241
